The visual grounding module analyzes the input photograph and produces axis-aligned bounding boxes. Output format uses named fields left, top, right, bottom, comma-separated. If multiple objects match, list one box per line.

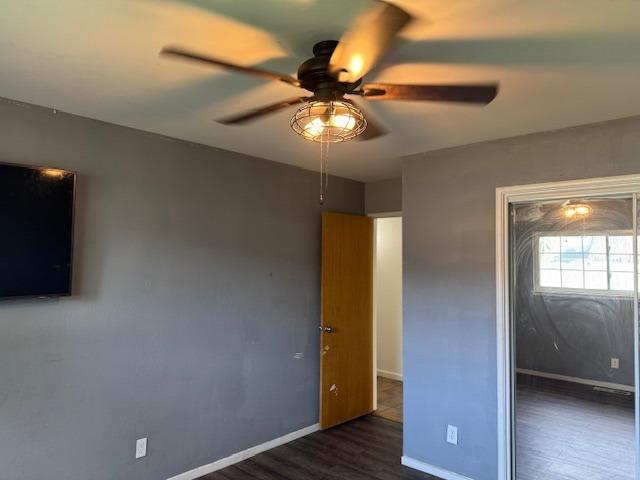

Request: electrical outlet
left=446, top=425, right=458, bottom=445
left=611, top=358, right=620, bottom=369
left=135, top=438, right=147, bottom=459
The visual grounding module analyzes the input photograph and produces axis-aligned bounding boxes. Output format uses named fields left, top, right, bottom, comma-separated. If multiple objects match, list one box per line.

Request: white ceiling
left=1, top=0, right=639, bottom=181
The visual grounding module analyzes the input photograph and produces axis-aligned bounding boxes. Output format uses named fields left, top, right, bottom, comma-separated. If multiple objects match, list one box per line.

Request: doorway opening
left=512, top=197, right=637, bottom=479
left=372, top=215, right=403, bottom=423
left=496, top=175, right=640, bottom=480
left=318, top=211, right=403, bottom=429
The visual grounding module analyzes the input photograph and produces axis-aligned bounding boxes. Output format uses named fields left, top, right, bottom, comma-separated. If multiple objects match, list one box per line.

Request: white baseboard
left=402, top=456, right=474, bottom=480
left=377, top=369, right=403, bottom=381
left=167, top=423, right=320, bottom=480
left=516, top=368, right=634, bottom=393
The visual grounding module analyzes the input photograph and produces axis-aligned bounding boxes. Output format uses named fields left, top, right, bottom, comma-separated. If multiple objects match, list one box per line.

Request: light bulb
left=349, top=55, right=364, bottom=77
left=575, top=205, right=591, bottom=215
left=331, top=114, right=356, bottom=130
left=304, top=117, right=326, bottom=138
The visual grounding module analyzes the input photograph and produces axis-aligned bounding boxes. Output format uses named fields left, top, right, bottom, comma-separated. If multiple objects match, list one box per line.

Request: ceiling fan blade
left=360, top=83, right=499, bottom=104
left=217, top=97, right=312, bottom=125
left=329, top=2, right=412, bottom=83
left=344, top=99, right=388, bottom=141
left=161, top=46, right=300, bottom=87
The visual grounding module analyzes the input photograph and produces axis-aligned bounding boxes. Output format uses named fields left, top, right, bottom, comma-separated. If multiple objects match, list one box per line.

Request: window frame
left=533, top=230, right=637, bottom=297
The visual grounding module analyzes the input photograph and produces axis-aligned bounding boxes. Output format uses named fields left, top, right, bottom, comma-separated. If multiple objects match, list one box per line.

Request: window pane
left=561, top=236, right=582, bottom=253
left=585, top=271, right=608, bottom=290
left=611, top=272, right=634, bottom=291
left=561, top=253, right=583, bottom=270
left=609, top=235, right=633, bottom=254
left=562, top=270, right=584, bottom=288
left=583, top=236, right=607, bottom=254
left=610, top=254, right=634, bottom=272
left=584, top=253, right=607, bottom=271
left=540, top=269, right=561, bottom=287
left=539, top=236, right=560, bottom=253
left=540, top=254, right=561, bottom=269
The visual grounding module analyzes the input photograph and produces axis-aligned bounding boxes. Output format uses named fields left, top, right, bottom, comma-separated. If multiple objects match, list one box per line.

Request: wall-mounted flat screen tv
left=0, top=163, right=75, bottom=299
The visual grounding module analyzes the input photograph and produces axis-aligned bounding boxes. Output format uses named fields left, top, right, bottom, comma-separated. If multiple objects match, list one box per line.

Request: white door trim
left=373, top=217, right=378, bottom=411
left=368, top=210, right=403, bottom=218
left=495, top=173, right=640, bottom=480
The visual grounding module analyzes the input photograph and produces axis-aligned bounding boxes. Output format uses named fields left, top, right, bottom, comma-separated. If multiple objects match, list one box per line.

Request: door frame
left=368, top=211, right=403, bottom=412
left=495, top=174, right=640, bottom=480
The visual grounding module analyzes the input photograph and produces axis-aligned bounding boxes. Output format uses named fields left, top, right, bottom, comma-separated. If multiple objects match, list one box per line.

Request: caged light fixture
left=290, top=100, right=367, bottom=143
left=290, top=98, right=367, bottom=204
left=290, top=94, right=367, bottom=205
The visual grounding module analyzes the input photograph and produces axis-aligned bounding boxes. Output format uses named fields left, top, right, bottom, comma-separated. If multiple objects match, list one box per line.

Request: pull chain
left=319, top=132, right=330, bottom=205
left=319, top=139, right=325, bottom=205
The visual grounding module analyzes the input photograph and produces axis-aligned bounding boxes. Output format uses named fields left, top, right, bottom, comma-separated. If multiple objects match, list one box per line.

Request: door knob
left=318, top=325, right=334, bottom=333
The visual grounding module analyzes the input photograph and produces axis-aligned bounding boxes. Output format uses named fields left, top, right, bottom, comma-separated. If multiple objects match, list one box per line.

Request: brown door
left=320, top=212, right=373, bottom=429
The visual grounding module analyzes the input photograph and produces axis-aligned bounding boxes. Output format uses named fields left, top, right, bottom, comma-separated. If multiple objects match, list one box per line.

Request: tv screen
left=0, top=163, right=75, bottom=299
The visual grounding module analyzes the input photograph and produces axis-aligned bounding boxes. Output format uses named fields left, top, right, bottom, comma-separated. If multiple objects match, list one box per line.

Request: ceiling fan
left=161, top=1, right=498, bottom=143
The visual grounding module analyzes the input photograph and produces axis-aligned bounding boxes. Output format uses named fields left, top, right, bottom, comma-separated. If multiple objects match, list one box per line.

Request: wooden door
left=320, top=212, right=373, bottom=429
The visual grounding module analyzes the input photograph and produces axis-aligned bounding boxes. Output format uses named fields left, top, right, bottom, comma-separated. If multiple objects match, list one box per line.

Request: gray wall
left=403, top=116, right=640, bottom=480
left=0, top=97, right=363, bottom=480
left=514, top=200, right=635, bottom=387
left=365, top=177, right=402, bottom=214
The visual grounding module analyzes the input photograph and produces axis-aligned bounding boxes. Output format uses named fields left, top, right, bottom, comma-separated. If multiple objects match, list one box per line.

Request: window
left=536, top=233, right=639, bottom=295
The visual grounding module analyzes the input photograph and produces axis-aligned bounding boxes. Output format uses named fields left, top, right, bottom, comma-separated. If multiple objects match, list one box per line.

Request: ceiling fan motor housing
left=297, top=41, right=361, bottom=100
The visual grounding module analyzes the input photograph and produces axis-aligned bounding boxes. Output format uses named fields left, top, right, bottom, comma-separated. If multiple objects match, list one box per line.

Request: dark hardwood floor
left=198, top=415, right=439, bottom=480
left=197, top=376, right=634, bottom=480
left=374, top=376, right=403, bottom=423
left=516, top=377, right=635, bottom=480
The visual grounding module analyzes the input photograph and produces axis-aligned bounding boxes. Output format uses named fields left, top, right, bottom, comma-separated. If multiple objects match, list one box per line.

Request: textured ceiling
left=1, top=0, right=639, bottom=181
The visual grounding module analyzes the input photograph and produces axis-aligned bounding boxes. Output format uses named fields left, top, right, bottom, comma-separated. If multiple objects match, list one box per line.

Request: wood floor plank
left=199, top=379, right=634, bottom=480
left=196, top=416, right=434, bottom=480
left=516, top=379, right=635, bottom=480
left=375, top=376, right=403, bottom=423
